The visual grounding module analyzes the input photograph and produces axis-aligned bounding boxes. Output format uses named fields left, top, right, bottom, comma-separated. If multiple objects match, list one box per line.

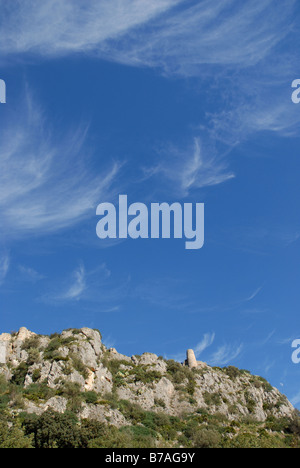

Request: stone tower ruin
left=185, top=349, right=207, bottom=369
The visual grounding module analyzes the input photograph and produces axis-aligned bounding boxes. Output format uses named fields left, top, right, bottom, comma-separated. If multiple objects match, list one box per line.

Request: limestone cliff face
left=0, top=327, right=295, bottom=427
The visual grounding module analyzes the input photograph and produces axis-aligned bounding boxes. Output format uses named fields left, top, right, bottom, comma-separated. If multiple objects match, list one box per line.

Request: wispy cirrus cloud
left=110, top=0, right=295, bottom=74
left=291, top=391, right=300, bottom=407
left=0, top=0, right=294, bottom=73
left=18, top=265, right=45, bottom=283
left=145, top=138, right=234, bottom=196
left=42, top=261, right=128, bottom=310
left=1, top=1, right=299, bottom=199
left=194, top=333, right=215, bottom=358
left=60, top=264, right=86, bottom=301
left=0, top=0, right=180, bottom=60
left=244, top=287, right=263, bottom=303
left=0, top=92, right=121, bottom=239
left=170, top=332, right=215, bottom=363
left=208, top=343, right=243, bottom=366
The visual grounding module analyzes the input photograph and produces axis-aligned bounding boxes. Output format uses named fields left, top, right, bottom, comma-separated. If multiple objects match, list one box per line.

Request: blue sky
left=1, top=0, right=300, bottom=406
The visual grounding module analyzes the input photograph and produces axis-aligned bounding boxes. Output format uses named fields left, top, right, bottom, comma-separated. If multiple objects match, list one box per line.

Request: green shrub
left=22, top=409, right=80, bottom=448
left=0, top=412, right=33, bottom=448
left=21, top=336, right=41, bottom=352
left=83, top=391, right=98, bottom=405
left=11, top=363, right=29, bottom=386
left=57, top=382, right=83, bottom=413
left=245, top=392, right=256, bottom=414
left=192, top=428, right=221, bottom=448
left=43, top=338, right=62, bottom=360
left=23, top=383, right=55, bottom=402
left=26, top=348, right=41, bottom=366
left=166, top=360, right=197, bottom=395
left=0, top=376, right=9, bottom=409
left=224, top=366, right=241, bottom=379
left=70, top=354, right=88, bottom=379
left=257, top=377, right=273, bottom=393
left=203, top=392, right=221, bottom=407
left=118, top=400, right=145, bottom=424
left=32, top=369, right=41, bottom=383
left=154, top=398, right=166, bottom=408
left=130, top=366, right=162, bottom=385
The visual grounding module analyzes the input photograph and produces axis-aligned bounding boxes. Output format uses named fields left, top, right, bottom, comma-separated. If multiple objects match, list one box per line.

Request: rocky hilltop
left=0, top=327, right=298, bottom=448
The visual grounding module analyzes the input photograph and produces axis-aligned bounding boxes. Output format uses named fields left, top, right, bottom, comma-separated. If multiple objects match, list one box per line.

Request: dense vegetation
left=0, top=369, right=300, bottom=449
left=1, top=405, right=300, bottom=448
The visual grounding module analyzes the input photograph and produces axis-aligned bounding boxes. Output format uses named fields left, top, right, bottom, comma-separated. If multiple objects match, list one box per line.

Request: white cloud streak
left=208, top=343, right=243, bottom=366
left=0, top=92, right=121, bottom=239
left=145, top=138, right=235, bottom=196
left=0, top=2, right=298, bottom=206
left=0, top=0, right=294, bottom=73
left=0, top=0, right=180, bottom=60
left=291, top=391, right=300, bottom=407
left=245, top=287, right=263, bottom=303
left=109, top=0, right=295, bottom=74
left=194, top=333, right=215, bottom=358
left=170, top=332, right=215, bottom=363
left=42, top=262, right=128, bottom=309
left=18, top=265, right=45, bottom=283
left=0, top=1, right=298, bottom=197
left=60, top=264, right=86, bottom=301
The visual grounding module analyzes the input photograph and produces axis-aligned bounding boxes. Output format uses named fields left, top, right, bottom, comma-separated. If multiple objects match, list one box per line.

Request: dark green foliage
left=0, top=376, right=10, bottom=409
left=102, top=357, right=132, bottom=376
left=224, top=366, right=241, bottom=379
left=43, top=337, right=62, bottom=361
left=32, top=368, right=41, bottom=383
left=11, top=363, right=29, bottom=386
left=154, top=398, right=166, bottom=408
left=0, top=402, right=298, bottom=449
left=244, top=392, right=257, bottom=414
left=22, top=410, right=80, bottom=449
left=287, top=411, right=300, bottom=436
left=83, top=391, right=98, bottom=405
left=203, top=392, right=221, bottom=407
left=70, top=354, right=89, bottom=379
left=166, top=360, right=197, bottom=395
left=118, top=400, right=145, bottom=424
left=43, top=335, right=76, bottom=362
left=57, top=381, right=83, bottom=413
left=26, top=348, right=40, bottom=366
left=21, top=336, right=41, bottom=352
left=129, top=366, right=162, bottom=385
left=192, top=428, right=221, bottom=448
left=49, top=333, right=60, bottom=340
left=257, top=377, right=273, bottom=393
left=0, top=411, right=33, bottom=448
left=23, top=383, right=55, bottom=402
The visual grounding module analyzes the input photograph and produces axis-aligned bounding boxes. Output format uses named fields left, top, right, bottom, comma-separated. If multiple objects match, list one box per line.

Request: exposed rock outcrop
left=0, top=327, right=295, bottom=427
